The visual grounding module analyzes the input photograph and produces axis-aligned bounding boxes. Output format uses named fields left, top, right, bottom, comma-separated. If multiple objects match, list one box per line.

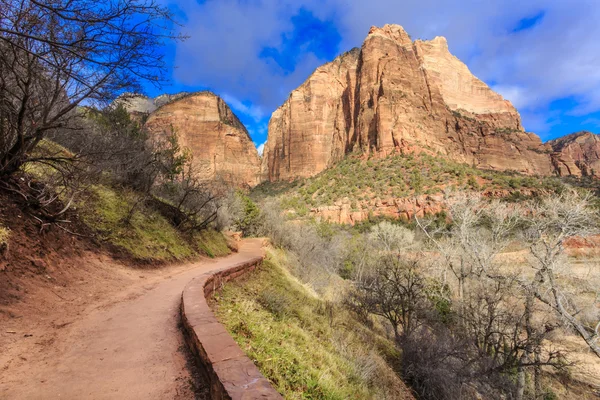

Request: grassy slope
left=24, top=140, right=230, bottom=263
left=77, top=185, right=229, bottom=262
left=212, top=248, right=413, bottom=400
left=252, top=152, right=566, bottom=217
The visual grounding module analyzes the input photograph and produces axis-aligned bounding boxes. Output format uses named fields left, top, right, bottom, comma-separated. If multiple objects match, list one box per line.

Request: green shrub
left=410, top=170, right=423, bottom=194
left=0, top=225, right=10, bottom=252
left=543, top=389, right=559, bottom=400
left=236, top=191, right=262, bottom=236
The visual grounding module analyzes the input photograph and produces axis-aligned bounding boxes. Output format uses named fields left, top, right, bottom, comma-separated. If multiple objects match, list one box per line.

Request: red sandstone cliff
left=262, top=24, right=554, bottom=182
left=144, top=92, right=261, bottom=188
left=549, top=131, right=600, bottom=177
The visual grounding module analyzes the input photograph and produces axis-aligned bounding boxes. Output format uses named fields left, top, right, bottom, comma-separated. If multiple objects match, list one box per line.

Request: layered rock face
left=145, top=92, right=261, bottom=188
left=313, top=188, right=536, bottom=225
left=549, top=131, right=600, bottom=177
left=262, top=24, right=554, bottom=181
left=262, top=48, right=360, bottom=181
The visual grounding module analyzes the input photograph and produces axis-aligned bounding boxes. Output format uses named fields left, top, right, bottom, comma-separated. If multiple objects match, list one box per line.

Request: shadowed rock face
left=144, top=92, right=261, bottom=188
left=549, top=131, right=600, bottom=177
left=262, top=24, right=554, bottom=182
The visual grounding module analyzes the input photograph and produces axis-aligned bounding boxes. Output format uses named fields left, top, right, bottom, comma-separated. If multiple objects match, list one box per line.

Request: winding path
left=0, top=239, right=264, bottom=400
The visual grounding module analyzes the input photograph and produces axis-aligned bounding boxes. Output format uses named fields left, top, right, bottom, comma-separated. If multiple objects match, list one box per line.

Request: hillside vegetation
left=15, top=138, right=228, bottom=262
left=253, top=152, right=568, bottom=220
left=226, top=188, right=600, bottom=399
left=77, top=185, right=229, bottom=261
left=213, top=247, right=413, bottom=399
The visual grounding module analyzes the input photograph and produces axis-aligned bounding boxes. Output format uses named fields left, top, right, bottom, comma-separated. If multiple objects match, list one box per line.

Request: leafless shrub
left=258, top=198, right=347, bottom=293
left=400, top=328, right=469, bottom=400
left=153, top=161, right=221, bottom=232
left=368, top=221, right=414, bottom=253
left=258, top=289, right=291, bottom=320
left=215, top=190, right=245, bottom=231
left=351, top=256, right=428, bottom=342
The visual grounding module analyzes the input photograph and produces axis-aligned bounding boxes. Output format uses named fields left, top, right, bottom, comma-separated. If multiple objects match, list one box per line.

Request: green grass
left=19, top=139, right=231, bottom=263
left=212, top=248, right=410, bottom=399
left=78, top=185, right=229, bottom=262
left=193, top=228, right=230, bottom=258
left=78, top=185, right=194, bottom=261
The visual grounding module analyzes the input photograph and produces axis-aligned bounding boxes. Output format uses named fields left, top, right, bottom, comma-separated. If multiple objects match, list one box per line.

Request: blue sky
left=145, top=0, right=600, bottom=151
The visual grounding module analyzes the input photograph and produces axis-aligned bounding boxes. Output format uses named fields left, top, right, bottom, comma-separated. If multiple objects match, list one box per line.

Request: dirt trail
left=0, top=239, right=264, bottom=400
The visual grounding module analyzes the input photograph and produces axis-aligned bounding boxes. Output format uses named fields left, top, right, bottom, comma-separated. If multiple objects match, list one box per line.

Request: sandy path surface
left=0, top=239, right=264, bottom=400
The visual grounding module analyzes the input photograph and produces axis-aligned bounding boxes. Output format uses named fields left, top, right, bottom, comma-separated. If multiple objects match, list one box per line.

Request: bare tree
left=0, top=0, right=182, bottom=179
left=416, top=194, right=520, bottom=313
left=154, top=160, right=221, bottom=232
left=413, top=193, right=574, bottom=398
left=523, top=191, right=600, bottom=358
left=352, top=256, right=427, bottom=342
left=368, top=221, right=414, bottom=253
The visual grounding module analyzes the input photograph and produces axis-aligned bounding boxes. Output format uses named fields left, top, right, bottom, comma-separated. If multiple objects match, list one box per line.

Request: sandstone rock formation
left=145, top=92, right=261, bottom=188
left=115, top=93, right=157, bottom=114
left=549, top=131, right=600, bottom=177
left=311, top=188, right=537, bottom=225
left=262, top=24, right=554, bottom=182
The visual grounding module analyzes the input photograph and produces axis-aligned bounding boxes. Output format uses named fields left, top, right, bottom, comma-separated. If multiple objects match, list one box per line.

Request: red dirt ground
left=0, top=188, right=262, bottom=399
left=0, top=240, right=264, bottom=400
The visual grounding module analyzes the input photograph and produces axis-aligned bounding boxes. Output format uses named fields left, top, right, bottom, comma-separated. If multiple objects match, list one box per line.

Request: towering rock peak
left=262, top=24, right=552, bottom=182
left=550, top=131, right=600, bottom=148
left=429, top=36, right=448, bottom=47
left=549, top=131, right=600, bottom=177
left=414, top=37, right=521, bottom=122
left=115, top=91, right=195, bottom=115
left=145, top=92, right=261, bottom=188
left=261, top=47, right=361, bottom=182
left=366, top=24, right=412, bottom=47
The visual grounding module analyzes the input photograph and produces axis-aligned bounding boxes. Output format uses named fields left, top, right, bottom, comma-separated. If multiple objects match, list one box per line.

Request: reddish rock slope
left=145, top=92, right=261, bottom=188
left=262, top=24, right=554, bottom=181
left=549, top=131, right=600, bottom=177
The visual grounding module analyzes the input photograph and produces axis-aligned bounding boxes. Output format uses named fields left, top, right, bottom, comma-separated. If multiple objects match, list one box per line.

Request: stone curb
left=180, top=255, right=282, bottom=400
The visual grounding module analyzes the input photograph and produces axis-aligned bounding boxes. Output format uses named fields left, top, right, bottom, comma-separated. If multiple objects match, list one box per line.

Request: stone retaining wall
left=180, top=256, right=282, bottom=399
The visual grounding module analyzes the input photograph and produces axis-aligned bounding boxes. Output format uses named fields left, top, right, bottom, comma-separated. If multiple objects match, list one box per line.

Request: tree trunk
left=534, top=362, right=542, bottom=399
left=516, top=354, right=528, bottom=400
left=393, top=324, right=401, bottom=344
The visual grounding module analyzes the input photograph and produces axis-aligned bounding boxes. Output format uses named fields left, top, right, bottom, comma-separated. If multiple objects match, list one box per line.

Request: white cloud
left=256, top=142, right=265, bottom=156
left=172, top=0, right=337, bottom=111
left=220, top=93, right=265, bottom=122
left=582, top=117, right=600, bottom=126
left=492, top=84, right=537, bottom=110
left=170, top=0, right=600, bottom=136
